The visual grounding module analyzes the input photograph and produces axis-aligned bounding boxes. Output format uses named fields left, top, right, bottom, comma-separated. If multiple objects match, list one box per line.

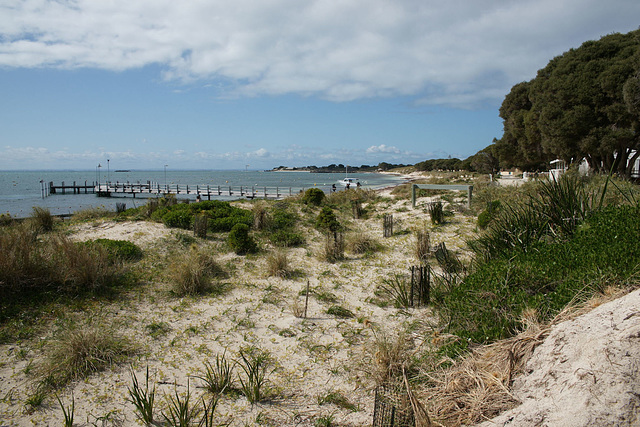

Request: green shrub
left=301, top=188, right=326, bottom=206
left=437, top=205, right=640, bottom=356
left=316, top=207, right=341, bottom=232
left=327, top=305, right=354, bottom=318
left=154, top=200, right=253, bottom=233
left=477, top=200, right=501, bottom=229
left=268, top=229, right=303, bottom=247
left=89, top=239, right=143, bottom=262
left=228, top=223, right=257, bottom=255
left=162, top=209, right=192, bottom=230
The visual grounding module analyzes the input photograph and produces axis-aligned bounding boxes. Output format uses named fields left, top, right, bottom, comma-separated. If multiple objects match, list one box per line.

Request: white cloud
left=1, top=0, right=638, bottom=107
left=367, top=144, right=402, bottom=154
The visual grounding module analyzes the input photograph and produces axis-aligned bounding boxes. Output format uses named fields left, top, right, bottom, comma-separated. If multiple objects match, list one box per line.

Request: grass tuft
left=36, top=320, right=134, bottom=391
left=196, top=352, right=234, bottom=396
left=236, top=348, right=272, bottom=404
left=169, top=247, right=226, bottom=296
left=127, top=366, right=156, bottom=425
left=266, top=251, right=291, bottom=278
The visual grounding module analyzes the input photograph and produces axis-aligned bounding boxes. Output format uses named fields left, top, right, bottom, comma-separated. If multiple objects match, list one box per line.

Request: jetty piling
left=47, top=180, right=319, bottom=201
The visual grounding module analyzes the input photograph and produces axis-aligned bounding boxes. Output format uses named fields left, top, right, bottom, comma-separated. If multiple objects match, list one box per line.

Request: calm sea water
left=0, top=170, right=406, bottom=218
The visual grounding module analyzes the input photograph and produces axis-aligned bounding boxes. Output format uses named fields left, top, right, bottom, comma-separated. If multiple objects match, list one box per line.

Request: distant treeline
left=271, top=162, right=411, bottom=173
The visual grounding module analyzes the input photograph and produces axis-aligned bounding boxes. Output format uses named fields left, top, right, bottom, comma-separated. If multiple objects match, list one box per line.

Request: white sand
left=478, top=288, right=640, bottom=427
left=0, top=188, right=477, bottom=426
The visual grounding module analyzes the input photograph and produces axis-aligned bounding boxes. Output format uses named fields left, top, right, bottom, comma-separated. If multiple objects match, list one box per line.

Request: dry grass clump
left=0, top=226, right=122, bottom=297
left=266, top=251, right=291, bottom=278
left=346, top=232, right=382, bottom=255
left=417, top=310, right=552, bottom=425
left=321, top=232, right=344, bottom=263
left=368, top=329, right=416, bottom=387
left=169, top=247, right=226, bottom=296
left=48, top=235, right=118, bottom=292
left=30, top=206, right=55, bottom=232
left=0, top=224, right=48, bottom=291
left=415, top=229, right=430, bottom=264
left=72, top=206, right=113, bottom=221
left=37, top=320, right=135, bottom=390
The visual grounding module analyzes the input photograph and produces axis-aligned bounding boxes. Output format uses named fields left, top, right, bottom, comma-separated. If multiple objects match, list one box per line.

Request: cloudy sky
left=1, top=0, right=638, bottom=170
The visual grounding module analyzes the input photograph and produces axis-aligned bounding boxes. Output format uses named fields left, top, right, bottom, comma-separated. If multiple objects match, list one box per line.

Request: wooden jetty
left=47, top=181, right=320, bottom=200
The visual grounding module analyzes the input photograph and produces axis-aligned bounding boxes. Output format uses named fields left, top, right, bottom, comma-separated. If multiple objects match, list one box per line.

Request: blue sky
left=1, top=1, right=639, bottom=171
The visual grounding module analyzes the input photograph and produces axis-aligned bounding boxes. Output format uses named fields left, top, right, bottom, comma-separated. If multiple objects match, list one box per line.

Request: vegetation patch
left=152, top=200, right=253, bottom=233
left=435, top=204, right=640, bottom=356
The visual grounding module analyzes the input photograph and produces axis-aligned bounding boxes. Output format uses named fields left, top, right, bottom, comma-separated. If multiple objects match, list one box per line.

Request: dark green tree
left=493, top=29, right=640, bottom=176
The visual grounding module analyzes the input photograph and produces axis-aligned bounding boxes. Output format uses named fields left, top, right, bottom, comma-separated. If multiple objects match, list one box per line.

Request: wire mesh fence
left=372, top=383, right=415, bottom=427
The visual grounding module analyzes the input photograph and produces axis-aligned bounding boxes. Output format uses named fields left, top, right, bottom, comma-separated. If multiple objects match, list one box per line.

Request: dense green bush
left=301, top=188, right=326, bottom=206
left=153, top=200, right=253, bottom=233
left=228, top=223, right=257, bottom=255
left=436, top=205, right=640, bottom=356
left=263, top=206, right=304, bottom=247
left=316, top=207, right=341, bottom=232
left=269, top=229, right=305, bottom=247
left=477, top=200, right=501, bottom=229
left=89, top=239, right=143, bottom=262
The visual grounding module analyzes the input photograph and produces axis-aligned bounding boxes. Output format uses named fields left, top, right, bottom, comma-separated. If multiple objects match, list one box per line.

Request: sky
left=0, top=1, right=639, bottom=171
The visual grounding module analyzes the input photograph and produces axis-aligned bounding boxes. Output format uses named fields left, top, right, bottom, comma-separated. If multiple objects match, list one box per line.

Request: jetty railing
left=48, top=181, right=329, bottom=200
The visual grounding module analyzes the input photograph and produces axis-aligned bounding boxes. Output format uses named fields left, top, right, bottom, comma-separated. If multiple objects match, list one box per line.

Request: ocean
left=0, top=170, right=406, bottom=218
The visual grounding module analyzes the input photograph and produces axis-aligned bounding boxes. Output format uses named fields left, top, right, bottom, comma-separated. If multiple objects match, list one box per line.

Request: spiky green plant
left=236, top=349, right=271, bottom=404
left=127, top=366, right=156, bottom=425
left=378, top=274, right=411, bottom=308
left=195, top=352, right=234, bottom=396
left=56, top=393, right=75, bottom=427
left=162, top=380, right=202, bottom=427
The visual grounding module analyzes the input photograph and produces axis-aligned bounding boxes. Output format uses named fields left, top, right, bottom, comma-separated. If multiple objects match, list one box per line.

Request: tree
left=493, top=29, right=640, bottom=177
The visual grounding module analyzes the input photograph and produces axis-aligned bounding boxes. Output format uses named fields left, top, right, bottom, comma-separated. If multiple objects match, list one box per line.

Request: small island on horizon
left=267, top=162, right=410, bottom=173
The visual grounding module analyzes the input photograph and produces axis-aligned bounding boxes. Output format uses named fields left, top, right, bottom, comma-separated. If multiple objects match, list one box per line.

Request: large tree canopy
left=492, top=29, right=640, bottom=176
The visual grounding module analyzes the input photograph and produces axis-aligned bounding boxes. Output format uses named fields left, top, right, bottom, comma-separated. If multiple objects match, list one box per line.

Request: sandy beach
left=0, top=181, right=477, bottom=426
left=2, top=177, right=638, bottom=426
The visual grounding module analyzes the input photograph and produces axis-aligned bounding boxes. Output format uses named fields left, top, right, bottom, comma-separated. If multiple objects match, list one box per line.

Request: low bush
left=153, top=199, right=253, bottom=233
left=263, top=205, right=305, bottom=247
left=88, top=239, right=143, bottom=262
left=228, top=223, right=257, bottom=255
left=301, top=188, right=326, bottom=206
left=162, top=208, right=192, bottom=230
left=169, top=248, right=227, bottom=296
left=37, top=320, right=135, bottom=389
left=436, top=205, right=640, bottom=356
left=316, top=207, right=341, bottom=232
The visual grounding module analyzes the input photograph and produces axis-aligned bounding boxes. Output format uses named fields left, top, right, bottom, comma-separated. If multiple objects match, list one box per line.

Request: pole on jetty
left=164, top=164, right=168, bottom=189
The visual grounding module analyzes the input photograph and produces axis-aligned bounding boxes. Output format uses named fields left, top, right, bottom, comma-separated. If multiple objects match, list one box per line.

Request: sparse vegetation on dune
left=1, top=171, right=638, bottom=426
